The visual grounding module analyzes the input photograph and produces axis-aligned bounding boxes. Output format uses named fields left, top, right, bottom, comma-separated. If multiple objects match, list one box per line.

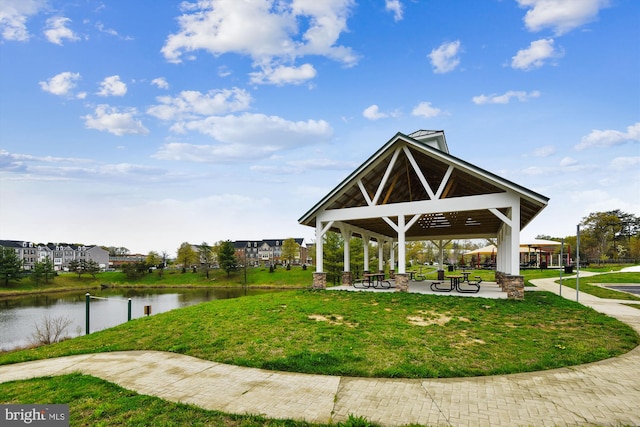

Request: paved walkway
left=2, top=272, right=640, bottom=426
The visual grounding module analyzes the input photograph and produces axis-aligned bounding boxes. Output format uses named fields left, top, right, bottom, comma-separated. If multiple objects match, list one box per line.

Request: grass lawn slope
left=1, top=290, right=637, bottom=378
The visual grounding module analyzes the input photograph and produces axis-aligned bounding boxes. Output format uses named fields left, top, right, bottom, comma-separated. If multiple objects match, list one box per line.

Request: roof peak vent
left=408, top=129, right=449, bottom=153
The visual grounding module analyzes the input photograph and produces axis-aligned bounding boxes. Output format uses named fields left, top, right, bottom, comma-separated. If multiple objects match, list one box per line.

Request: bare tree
left=31, top=314, right=73, bottom=345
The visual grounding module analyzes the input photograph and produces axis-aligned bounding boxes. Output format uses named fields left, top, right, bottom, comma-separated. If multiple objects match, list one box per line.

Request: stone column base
left=504, top=275, right=524, bottom=300
left=312, top=272, right=327, bottom=290
left=389, top=269, right=395, bottom=279
left=395, top=273, right=409, bottom=292
left=342, top=271, right=353, bottom=286
left=495, top=271, right=505, bottom=291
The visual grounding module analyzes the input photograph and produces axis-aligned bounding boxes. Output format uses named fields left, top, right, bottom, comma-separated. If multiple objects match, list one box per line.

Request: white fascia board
left=317, top=192, right=520, bottom=223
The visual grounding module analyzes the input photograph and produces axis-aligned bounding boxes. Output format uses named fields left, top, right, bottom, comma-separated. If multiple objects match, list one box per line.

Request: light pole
left=559, top=238, right=564, bottom=296
left=576, top=224, right=581, bottom=302
left=244, top=243, right=248, bottom=285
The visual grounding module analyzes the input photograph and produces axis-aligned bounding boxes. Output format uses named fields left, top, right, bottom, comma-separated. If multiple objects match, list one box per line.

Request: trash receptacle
left=564, top=265, right=574, bottom=274
left=540, top=262, right=547, bottom=269
left=437, top=270, right=445, bottom=280
left=447, top=265, right=454, bottom=272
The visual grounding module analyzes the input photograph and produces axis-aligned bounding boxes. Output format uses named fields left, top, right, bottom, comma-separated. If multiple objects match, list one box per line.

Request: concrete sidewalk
left=1, top=274, right=640, bottom=426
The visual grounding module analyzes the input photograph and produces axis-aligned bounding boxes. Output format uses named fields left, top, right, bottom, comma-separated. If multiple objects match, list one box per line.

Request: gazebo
left=298, top=130, right=549, bottom=299
left=465, top=239, right=563, bottom=269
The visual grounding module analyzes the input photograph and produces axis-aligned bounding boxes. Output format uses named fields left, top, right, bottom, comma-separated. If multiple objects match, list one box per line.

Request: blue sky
left=1, top=0, right=638, bottom=255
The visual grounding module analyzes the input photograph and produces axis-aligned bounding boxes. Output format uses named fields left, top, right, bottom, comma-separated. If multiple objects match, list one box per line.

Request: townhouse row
left=0, top=240, right=109, bottom=271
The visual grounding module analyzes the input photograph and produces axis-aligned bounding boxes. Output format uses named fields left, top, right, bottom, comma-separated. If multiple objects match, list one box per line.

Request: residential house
left=233, top=238, right=306, bottom=266
left=0, top=240, right=109, bottom=271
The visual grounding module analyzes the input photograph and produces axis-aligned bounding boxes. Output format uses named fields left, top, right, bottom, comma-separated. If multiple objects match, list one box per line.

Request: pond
left=0, top=287, right=285, bottom=352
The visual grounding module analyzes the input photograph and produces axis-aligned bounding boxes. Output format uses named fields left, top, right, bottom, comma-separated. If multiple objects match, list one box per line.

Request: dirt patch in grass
left=308, top=314, right=358, bottom=327
left=407, top=310, right=452, bottom=326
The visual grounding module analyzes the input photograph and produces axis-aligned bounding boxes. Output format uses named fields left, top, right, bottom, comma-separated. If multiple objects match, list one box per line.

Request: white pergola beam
left=372, top=148, right=401, bottom=206
left=402, top=146, right=436, bottom=200
left=318, top=192, right=519, bottom=223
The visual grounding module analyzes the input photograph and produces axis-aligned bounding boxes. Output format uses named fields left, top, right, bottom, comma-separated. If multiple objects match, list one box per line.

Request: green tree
left=177, top=242, right=196, bottom=273
left=85, top=259, right=101, bottom=278
left=323, top=231, right=343, bottom=285
left=158, top=250, right=169, bottom=278
left=122, top=261, right=148, bottom=280
left=405, top=241, right=427, bottom=266
left=106, top=246, right=130, bottom=256
left=32, top=256, right=55, bottom=285
left=67, top=259, right=84, bottom=278
left=0, top=247, right=24, bottom=285
left=281, top=238, right=299, bottom=266
left=145, top=251, right=162, bottom=268
left=217, top=240, right=237, bottom=277
left=198, top=242, right=215, bottom=278
left=348, top=236, right=364, bottom=277
left=581, top=211, right=622, bottom=263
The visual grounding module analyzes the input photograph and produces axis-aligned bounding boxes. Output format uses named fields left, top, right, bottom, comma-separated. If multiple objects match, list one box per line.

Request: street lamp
left=576, top=224, right=581, bottom=302
left=244, top=242, right=249, bottom=285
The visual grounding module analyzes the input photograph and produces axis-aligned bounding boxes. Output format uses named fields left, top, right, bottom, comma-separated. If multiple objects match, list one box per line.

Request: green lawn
left=2, top=290, right=637, bottom=378
left=556, top=272, right=640, bottom=301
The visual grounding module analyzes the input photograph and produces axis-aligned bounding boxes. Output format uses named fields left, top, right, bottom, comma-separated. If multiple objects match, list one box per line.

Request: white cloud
left=472, top=90, right=541, bottom=105
left=218, top=65, right=232, bottom=78
left=97, top=75, right=127, bottom=97
left=83, top=104, right=149, bottom=136
left=517, top=0, right=610, bottom=35
left=0, top=149, right=170, bottom=183
left=0, top=0, right=46, bottom=41
left=39, top=71, right=85, bottom=98
left=95, top=22, right=132, bottom=40
left=575, top=122, right=640, bottom=151
left=559, top=156, right=577, bottom=166
left=155, top=113, right=332, bottom=162
left=511, top=38, right=562, bottom=70
left=251, top=157, right=356, bottom=175
left=531, top=145, right=556, bottom=157
left=363, top=105, right=387, bottom=120
left=249, top=63, right=317, bottom=86
left=385, top=0, right=403, bottom=21
left=411, top=102, right=442, bottom=119
left=161, top=0, right=357, bottom=84
left=176, top=113, right=331, bottom=145
left=521, top=166, right=547, bottom=176
left=609, top=156, right=640, bottom=169
left=147, top=88, right=252, bottom=121
left=151, top=77, right=169, bottom=90
left=428, top=41, right=461, bottom=74
left=44, top=16, right=79, bottom=45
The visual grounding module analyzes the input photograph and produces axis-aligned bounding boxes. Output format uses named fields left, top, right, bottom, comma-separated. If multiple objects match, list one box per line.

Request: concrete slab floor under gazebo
left=298, top=130, right=549, bottom=300
left=328, top=279, right=508, bottom=299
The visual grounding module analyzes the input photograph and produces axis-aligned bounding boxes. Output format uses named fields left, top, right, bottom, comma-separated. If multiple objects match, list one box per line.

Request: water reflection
left=0, top=288, right=284, bottom=351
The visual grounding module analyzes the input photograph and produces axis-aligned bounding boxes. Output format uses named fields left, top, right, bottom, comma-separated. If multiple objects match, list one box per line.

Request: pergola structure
left=298, top=130, right=549, bottom=298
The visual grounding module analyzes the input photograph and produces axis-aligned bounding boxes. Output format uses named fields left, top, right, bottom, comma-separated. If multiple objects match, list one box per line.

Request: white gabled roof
left=299, top=130, right=549, bottom=241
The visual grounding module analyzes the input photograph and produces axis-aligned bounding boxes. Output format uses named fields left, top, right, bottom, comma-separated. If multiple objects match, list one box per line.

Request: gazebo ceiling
left=299, top=131, right=549, bottom=241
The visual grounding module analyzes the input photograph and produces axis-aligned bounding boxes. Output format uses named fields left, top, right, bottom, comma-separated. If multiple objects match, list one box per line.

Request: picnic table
left=354, top=273, right=390, bottom=289
left=454, top=274, right=482, bottom=293
left=447, top=275, right=463, bottom=288
left=431, top=275, right=481, bottom=294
